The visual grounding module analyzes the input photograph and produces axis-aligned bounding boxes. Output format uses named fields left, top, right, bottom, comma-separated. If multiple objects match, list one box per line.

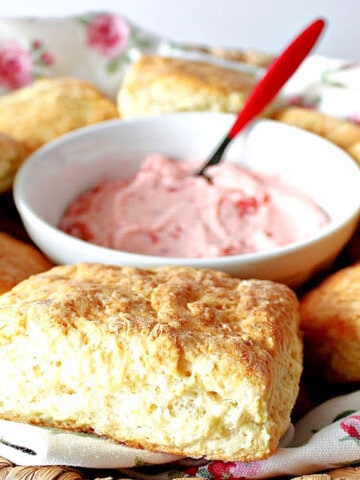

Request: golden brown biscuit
left=0, top=132, right=30, bottom=193
left=348, top=140, right=360, bottom=164
left=0, top=232, right=53, bottom=294
left=299, top=262, right=360, bottom=383
left=0, top=263, right=302, bottom=462
left=273, top=107, right=360, bottom=166
left=117, top=54, right=258, bottom=117
left=0, top=77, right=119, bottom=152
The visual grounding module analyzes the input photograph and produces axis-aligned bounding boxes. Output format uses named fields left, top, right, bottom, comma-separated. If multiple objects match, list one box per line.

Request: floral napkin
left=0, top=12, right=164, bottom=98
left=0, top=12, right=261, bottom=100
left=0, top=12, right=360, bottom=480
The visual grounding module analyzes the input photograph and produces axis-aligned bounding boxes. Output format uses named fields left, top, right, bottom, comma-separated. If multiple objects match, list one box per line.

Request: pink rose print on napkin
left=0, top=39, right=32, bottom=89
left=340, top=414, right=360, bottom=445
left=287, top=93, right=320, bottom=109
left=0, top=38, right=55, bottom=91
left=79, top=12, right=153, bottom=75
left=85, top=13, right=130, bottom=59
left=31, top=39, right=55, bottom=67
left=186, top=459, right=264, bottom=479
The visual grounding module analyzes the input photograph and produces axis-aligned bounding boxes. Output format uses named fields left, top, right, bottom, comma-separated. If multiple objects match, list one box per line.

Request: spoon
left=196, top=17, right=326, bottom=178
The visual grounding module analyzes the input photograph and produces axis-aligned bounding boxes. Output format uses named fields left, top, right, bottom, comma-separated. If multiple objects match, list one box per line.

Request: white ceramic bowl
left=14, top=112, right=360, bottom=287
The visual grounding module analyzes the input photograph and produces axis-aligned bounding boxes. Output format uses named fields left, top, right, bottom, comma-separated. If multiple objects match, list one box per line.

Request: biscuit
left=117, top=55, right=257, bottom=117
left=273, top=107, right=360, bottom=166
left=0, top=77, right=119, bottom=152
left=299, top=262, right=360, bottom=383
left=348, top=140, right=360, bottom=164
left=0, top=263, right=302, bottom=462
left=182, top=44, right=274, bottom=67
left=0, top=232, right=53, bottom=295
left=0, top=132, right=29, bottom=193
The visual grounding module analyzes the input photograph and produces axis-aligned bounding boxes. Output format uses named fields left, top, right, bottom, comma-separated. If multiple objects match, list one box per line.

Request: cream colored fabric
left=0, top=420, right=182, bottom=468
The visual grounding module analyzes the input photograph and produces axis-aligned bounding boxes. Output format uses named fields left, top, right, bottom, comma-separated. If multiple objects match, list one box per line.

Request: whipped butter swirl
left=60, top=155, right=329, bottom=258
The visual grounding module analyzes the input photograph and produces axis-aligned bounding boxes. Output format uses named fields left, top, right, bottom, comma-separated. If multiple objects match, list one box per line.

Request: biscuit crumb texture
left=0, top=264, right=302, bottom=461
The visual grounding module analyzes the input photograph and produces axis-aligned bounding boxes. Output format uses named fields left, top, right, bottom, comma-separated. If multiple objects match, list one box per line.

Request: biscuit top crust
left=122, top=55, right=256, bottom=94
left=0, top=263, right=301, bottom=460
left=0, top=77, right=119, bottom=152
left=299, top=262, right=360, bottom=382
left=300, top=263, right=360, bottom=334
left=0, top=263, right=298, bottom=391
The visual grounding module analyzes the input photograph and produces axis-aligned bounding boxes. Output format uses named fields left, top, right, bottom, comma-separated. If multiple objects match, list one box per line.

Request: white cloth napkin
left=0, top=419, right=182, bottom=468
left=0, top=13, right=163, bottom=99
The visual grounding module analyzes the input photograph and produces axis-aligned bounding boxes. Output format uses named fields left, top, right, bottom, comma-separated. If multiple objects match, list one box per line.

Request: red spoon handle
left=227, top=18, right=326, bottom=139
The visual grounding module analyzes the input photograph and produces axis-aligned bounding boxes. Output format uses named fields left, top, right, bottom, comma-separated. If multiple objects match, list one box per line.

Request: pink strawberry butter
left=59, top=154, right=329, bottom=258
